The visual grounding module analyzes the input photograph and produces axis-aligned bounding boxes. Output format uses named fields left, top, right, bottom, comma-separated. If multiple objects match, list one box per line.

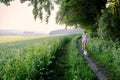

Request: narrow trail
left=77, top=39, right=107, bottom=80
left=49, top=41, right=69, bottom=80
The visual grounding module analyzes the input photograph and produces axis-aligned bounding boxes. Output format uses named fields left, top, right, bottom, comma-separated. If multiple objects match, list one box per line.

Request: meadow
left=0, top=35, right=95, bottom=80
left=0, top=36, right=48, bottom=43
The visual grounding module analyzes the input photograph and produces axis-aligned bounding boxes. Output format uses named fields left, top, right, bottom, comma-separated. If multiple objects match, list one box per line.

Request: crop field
left=0, top=35, right=95, bottom=80
left=1, top=34, right=119, bottom=80
left=0, top=36, right=48, bottom=43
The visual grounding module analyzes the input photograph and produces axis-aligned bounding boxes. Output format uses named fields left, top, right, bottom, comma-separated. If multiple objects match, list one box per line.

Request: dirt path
left=77, top=39, right=107, bottom=80
left=49, top=41, right=69, bottom=80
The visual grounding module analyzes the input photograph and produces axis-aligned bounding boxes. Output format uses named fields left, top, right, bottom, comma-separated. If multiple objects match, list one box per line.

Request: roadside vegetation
left=65, top=35, right=95, bottom=80
left=86, top=36, right=120, bottom=80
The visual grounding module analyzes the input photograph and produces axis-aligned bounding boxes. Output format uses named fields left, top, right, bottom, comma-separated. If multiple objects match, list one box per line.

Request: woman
left=82, top=31, right=87, bottom=50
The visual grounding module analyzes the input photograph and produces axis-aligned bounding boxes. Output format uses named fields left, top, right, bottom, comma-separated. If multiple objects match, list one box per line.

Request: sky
left=0, top=0, right=65, bottom=34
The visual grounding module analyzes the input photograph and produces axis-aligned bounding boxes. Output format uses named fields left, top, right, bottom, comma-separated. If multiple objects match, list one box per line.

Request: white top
left=82, top=34, right=87, bottom=40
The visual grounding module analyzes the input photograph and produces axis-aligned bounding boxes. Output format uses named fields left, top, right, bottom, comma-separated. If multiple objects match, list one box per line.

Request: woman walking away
left=82, top=31, right=87, bottom=50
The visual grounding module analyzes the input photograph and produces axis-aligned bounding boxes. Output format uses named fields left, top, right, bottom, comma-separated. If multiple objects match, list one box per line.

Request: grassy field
left=0, top=35, right=70, bottom=79
left=0, top=36, right=49, bottom=43
left=0, top=34, right=95, bottom=80
left=1, top=35, right=119, bottom=79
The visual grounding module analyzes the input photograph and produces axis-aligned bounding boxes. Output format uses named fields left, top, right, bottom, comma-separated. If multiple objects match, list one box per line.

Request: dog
left=83, top=50, right=87, bottom=55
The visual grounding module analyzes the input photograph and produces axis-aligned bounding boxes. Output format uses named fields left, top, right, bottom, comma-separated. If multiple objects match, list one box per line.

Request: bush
left=86, top=37, right=120, bottom=79
left=97, top=9, right=120, bottom=41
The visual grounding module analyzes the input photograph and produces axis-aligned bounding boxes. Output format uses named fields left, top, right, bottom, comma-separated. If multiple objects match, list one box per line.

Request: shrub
left=86, top=37, right=120, bottom=79
left=97, top=9, right=120, bottom=41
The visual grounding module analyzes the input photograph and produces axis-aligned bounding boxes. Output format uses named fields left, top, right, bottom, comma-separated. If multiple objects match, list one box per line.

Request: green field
left=0, top=36, right=49, bottom=43
left=0, top=35, right=95, bottom=80
left=1, top=35, right=120, bottom=80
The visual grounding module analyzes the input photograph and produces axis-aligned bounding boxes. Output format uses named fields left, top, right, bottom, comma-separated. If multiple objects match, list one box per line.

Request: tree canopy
left=0, top=0, right=107, bottom=26
left=0, top=0, right=12, bottom=5
left=56, top=0, right=107, bottom=30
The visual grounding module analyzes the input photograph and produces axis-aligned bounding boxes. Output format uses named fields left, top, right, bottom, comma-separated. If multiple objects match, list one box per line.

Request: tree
left=96, top=0, right=120, bottom=41
left=0, top=0, right=107, bottom=27
left=0, top=0, right=13, bottom=5
left=56, top=0, right=107, bottom=31
left=106, top=0, right=120, bottom=16
left=20, top=0, right=54, bottom=23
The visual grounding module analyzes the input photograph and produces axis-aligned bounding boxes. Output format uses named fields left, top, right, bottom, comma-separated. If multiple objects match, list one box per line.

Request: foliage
left=0, top=35, right=97, bottom=80
left=96, top=0, right=120, bottom=40
left=21, top=0, right=53, bottom=22
left=0, top=0, right=107, bottom=29
left=65, top=35, right=95, bottom=80
left=106, top=0, right=120, bottom=16
left=0, top=36, right=71, bottom=79
left=0, top=0, right=13, bottom=5
left=0, top=0, right=53, bottom=22
left=86, top=37, right=120, bottom=79
left=97, top=9, right=120, bottom=40
left=56, top=0, right=107, bottom=30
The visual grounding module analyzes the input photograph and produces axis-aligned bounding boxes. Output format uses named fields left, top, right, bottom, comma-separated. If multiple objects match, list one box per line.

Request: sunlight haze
left=0, top=0, right=65, bottom=34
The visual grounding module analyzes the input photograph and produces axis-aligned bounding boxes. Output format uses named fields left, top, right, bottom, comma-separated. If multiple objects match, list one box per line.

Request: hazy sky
left=0, top=0, right=65, bottom=34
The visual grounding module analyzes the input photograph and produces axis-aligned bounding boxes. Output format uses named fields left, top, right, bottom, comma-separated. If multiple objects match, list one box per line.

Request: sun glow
left=0, top=0, right=65, bottom=34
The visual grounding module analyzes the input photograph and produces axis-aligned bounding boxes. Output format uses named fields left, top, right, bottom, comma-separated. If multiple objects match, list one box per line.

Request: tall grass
left=86, top=37, right=120, bottom=79
left=0, top=36, right=71, bottom=80
left=65, top=35, right=95, bottom=80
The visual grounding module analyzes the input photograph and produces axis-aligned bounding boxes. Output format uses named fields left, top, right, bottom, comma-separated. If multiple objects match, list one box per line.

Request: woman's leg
left=83, top=42, right=86, bottom=50
left=82, top=40, right=86, bottom=50
left=82, top=42, right=84, bottom=49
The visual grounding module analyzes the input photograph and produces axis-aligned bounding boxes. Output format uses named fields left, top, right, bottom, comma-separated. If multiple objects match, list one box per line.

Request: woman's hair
left=83, top=31, right=86, bottom=33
